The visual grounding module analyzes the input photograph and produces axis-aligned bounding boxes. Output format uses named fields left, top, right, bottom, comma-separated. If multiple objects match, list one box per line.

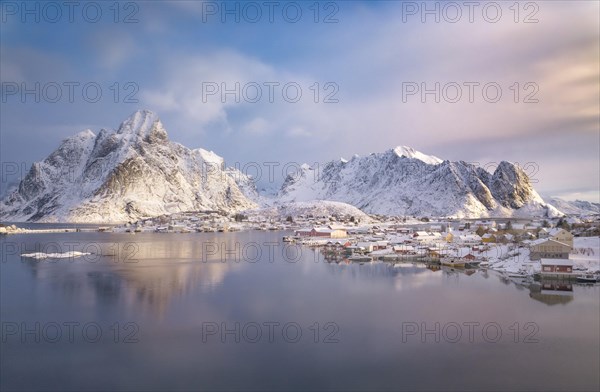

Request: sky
left=1, top=0, right=599, bottom=201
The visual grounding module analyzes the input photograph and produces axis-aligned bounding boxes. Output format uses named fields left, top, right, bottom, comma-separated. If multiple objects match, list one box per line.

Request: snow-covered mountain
left=543, top=197, right=600, bottom=215
left=0, top=110, right=258, bottom=223
left=0, top=110, right=570, bottom=222
left=278, top=147, right=563, bottom=218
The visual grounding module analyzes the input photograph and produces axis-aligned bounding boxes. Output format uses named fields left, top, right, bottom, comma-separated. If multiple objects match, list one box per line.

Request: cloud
left=127, top=2, right=600, bottom=200
left=286, top=126, right=311, bottom=138
left=87, top=31, right=138, bottom=71
left=138, top=49, right=342, bottom=140
left=242, top=117, right=270, bottom=135
left=0, top=45, right=71, bottom=82
left=1, top=1, right=598, bottom=201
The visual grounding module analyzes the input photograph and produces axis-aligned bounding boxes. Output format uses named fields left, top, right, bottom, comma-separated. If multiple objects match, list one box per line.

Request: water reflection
left=529, top=280, right=574, bottom=306
left=324, top=261, right=430, bottom=280
left=15, top=236, right=246, bottom=318
left=2, top=232, right=599, bottom=391
left=322, top=261, right=489, bottom=292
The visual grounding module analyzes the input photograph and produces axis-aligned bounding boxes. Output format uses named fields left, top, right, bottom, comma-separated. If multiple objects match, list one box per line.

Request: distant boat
left=347, top=255, right=372, bottom=263
left=507, top=272, right=528, bottom=278
left=440, top=257, right=466, bottom=267
left=576, top=274, right=599, bottom=283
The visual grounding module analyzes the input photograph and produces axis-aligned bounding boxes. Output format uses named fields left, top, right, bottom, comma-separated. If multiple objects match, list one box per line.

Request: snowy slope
left=0, top=110, right=258, bottom=223
left=245, top=200, right=373, bottom=222
left=278, top=147, right=563, bottom=218
left=393, top=145, right=443, bottom=165
left=543, top=196, right=600, bottom=215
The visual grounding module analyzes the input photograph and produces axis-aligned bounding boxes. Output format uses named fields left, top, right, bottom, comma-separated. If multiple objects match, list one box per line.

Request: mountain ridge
left=1, top=110, right=567, bottom=222
left=278, top=148, right=562, bottom=218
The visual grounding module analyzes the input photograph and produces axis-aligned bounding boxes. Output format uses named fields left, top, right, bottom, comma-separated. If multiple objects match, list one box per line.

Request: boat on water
left=347, top=255, right=372, bottom=263
left=440, top=257, right=466, bottom=267
left=282, top=236, right=295, bottom=242
left=506, top=272, right=529, bottom=278
left=576, top=274, right=600, bottom=283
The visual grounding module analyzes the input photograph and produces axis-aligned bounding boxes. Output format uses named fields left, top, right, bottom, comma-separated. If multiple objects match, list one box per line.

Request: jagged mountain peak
left=117, top=109, right=167, bottom=144
left=0, top=111, right=258, bottom=223
left=493, top=161, right=521, bottom=176
left=193, top=148, right=225, bottom=167
left=78, top=129, right=96, bottom=139
left=391, top=145, right=443, bottom=165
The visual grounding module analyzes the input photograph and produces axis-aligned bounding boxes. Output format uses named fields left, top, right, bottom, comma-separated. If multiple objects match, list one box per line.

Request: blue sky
left=1, top=0, right=598, bottom=201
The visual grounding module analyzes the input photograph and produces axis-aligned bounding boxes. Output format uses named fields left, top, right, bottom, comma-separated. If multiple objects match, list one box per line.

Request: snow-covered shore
left=484, top=237, right=599, bottom=275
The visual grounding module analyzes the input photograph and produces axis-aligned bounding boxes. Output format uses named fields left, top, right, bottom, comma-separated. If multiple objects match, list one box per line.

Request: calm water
left=1, top=230, right=599, bottom=391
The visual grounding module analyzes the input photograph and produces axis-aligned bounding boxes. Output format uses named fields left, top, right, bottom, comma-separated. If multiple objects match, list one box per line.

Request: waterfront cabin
left=393, top=245, right=415, bottom=254
left=462, top=253, right=477, bottom=261
left=374, top=240, right=389, bottom=250
left=295, top=227, right=347, bottom=238
left=540, top=258, right=574, bottom=276
left=356, top=241, right=378, bottom=252
left=324, top=240, right=352, bottom=251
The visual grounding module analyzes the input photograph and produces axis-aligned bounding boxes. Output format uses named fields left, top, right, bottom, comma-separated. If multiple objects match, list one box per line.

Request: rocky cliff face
left=278, top=147, right=562, bottom=218
left=0, top=110, right=258, bottom=223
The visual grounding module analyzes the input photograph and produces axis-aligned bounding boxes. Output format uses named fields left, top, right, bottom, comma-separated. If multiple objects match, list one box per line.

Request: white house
left=547, top=228, right=574, bottom=248
left=359, top=240, right=388, bottom=251
left=456, top=234, right=482, bottom=245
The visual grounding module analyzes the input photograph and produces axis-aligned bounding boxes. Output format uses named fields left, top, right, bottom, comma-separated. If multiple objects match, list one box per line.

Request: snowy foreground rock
left=0, top=110, right=258, bottom=223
